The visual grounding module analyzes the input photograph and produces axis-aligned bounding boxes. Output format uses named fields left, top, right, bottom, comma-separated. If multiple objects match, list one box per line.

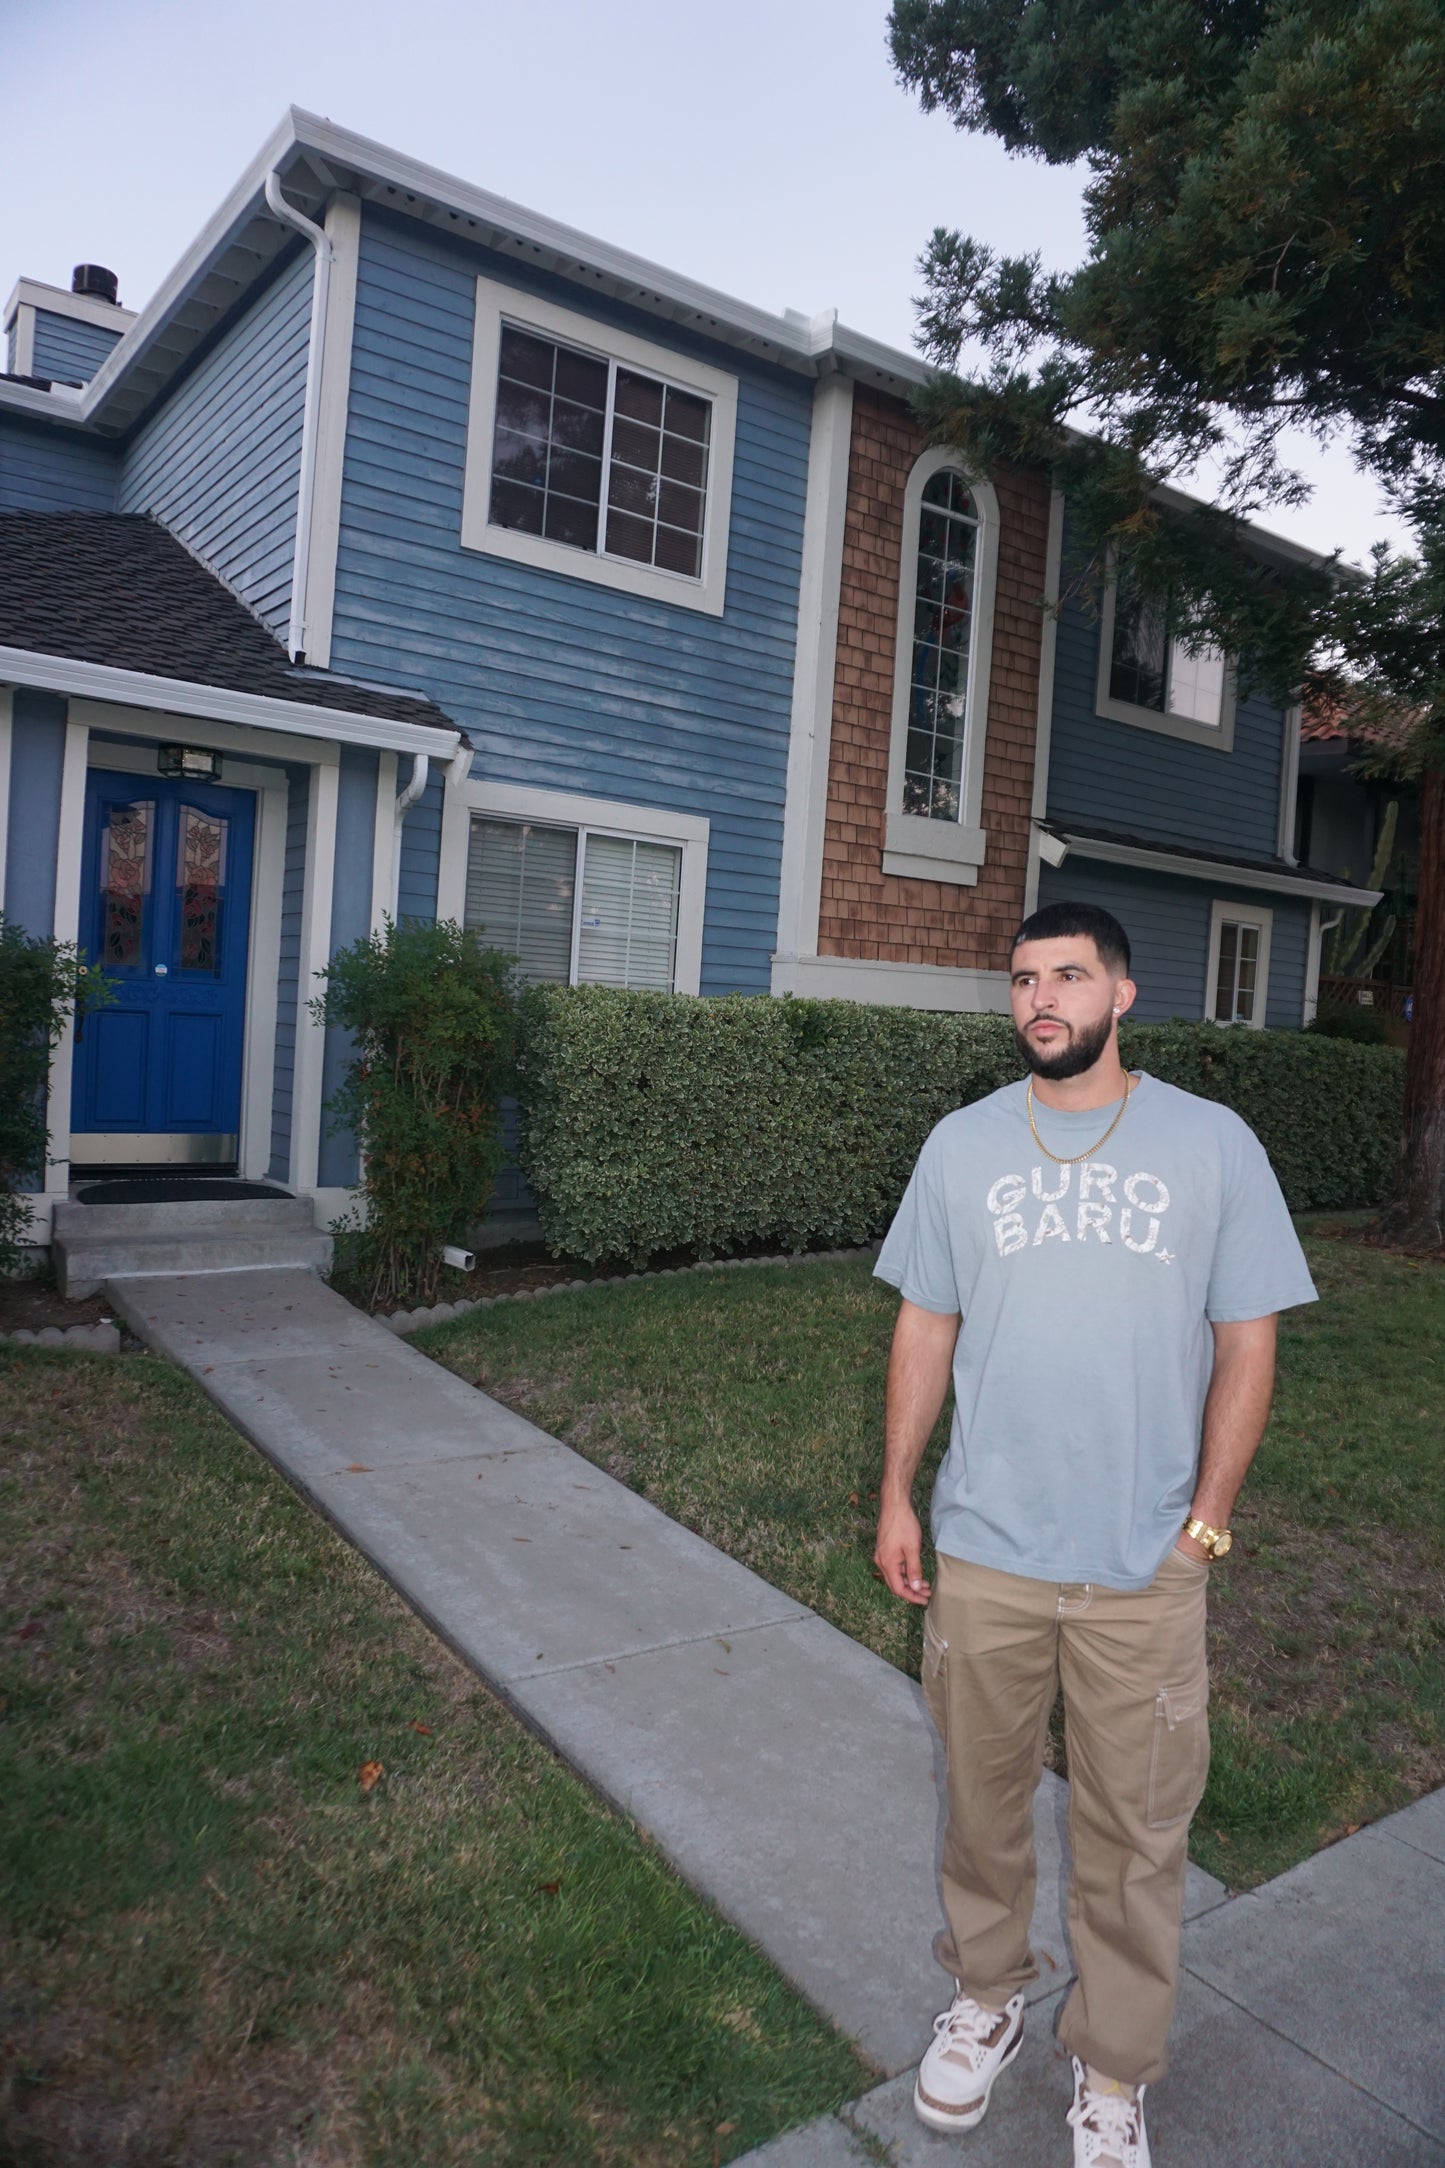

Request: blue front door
left=72, top=769, right=256, bottom=1156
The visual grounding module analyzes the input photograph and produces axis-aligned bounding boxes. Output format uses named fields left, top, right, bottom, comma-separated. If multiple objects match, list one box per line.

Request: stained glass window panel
left=903, top=471, right=977, bottom=821
left=178, top=807, right=227, bottom=975
left=102, top=800, right=153, bottom=968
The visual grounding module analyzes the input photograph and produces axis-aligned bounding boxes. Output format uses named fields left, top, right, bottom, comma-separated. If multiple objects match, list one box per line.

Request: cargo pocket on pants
left=1147, top=1672, right=1210, bottom=1829
left=922, top=1610, right=949, bottom=1744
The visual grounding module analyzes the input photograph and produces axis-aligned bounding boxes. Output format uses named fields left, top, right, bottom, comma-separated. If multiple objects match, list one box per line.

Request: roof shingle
left=0, top=511, right=455, bottom=736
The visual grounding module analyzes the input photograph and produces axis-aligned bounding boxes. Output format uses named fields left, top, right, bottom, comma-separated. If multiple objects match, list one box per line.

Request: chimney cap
left=71, top=264, right=119, bottom=305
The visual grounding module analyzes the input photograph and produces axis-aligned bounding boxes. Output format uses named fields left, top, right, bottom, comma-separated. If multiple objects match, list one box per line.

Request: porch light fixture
left=158, top=744, right=222, bottom=782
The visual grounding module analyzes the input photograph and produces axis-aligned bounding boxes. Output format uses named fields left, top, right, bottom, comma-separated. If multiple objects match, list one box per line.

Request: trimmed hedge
left=515, top=986, right=1405, bottom=1266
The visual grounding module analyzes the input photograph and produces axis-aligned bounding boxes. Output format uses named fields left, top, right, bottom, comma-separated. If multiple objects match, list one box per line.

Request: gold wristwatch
left=1183, top=1517, right=1233, bottom=1559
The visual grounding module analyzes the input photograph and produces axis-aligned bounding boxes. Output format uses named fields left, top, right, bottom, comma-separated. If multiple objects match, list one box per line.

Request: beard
left=1013, top=1006, right=1116, bottom=1081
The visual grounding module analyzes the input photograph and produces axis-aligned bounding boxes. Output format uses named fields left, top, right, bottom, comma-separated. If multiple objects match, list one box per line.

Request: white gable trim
left=0, top=649, right=459, bottom=758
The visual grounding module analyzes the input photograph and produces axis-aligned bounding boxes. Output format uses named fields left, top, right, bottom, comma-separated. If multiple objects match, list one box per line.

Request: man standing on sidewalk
left=873, top=901, right=1316, bottom=2168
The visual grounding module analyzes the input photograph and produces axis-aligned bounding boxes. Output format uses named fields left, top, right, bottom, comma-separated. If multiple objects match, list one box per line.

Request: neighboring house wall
left=3, top=689, right=66, bottom=936
left=30, top=310, right=125, bottom=387
left=0, top=416, right=118, bottom=512
left=815, top=387, right=1049, bottom=969
left=1037, top=857, right=1310, bottom=1028
left=326, top=208, right=811, bottom=992
left=118, top=247, right=311, bottom=638
left=1048, top=558, right=1289, bottom=861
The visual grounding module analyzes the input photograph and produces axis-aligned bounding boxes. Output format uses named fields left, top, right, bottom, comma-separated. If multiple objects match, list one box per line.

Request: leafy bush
left=0, top=917, right=108, bottom=1274
left=1305, top=999, right=1390, bottom=1045
left=313, top=919, right=517, bottom=1307
left=516, top=987, right=1405, bottom=1266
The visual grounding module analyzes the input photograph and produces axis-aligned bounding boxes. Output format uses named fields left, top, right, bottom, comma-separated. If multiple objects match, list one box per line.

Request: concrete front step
left=54, top=1198, right=333, bottom=1298
left=53, top=1193, right=314, bottom=1239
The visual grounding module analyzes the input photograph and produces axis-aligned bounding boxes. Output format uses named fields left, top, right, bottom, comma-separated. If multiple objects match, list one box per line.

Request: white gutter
left=1061, top=829, right=1383, bottom=909
left=264, top=169, right=333, bottom=662
left=0, top=646, right=461, bottom=759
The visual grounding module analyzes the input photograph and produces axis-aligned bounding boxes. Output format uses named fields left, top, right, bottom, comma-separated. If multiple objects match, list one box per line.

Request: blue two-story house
left=1, top=109, right=1379, bottom=1267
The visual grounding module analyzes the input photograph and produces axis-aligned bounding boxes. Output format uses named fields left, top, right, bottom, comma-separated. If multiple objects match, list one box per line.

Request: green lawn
left=427, top=1236, right=1445, bottom=1889
left=0, top=1350, right=868, bottom=2167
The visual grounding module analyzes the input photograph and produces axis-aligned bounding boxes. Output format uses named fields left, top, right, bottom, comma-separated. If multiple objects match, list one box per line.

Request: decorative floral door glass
left=177, top=806, right=228, bottom=974
left=102, top=801, right=153, bottom=968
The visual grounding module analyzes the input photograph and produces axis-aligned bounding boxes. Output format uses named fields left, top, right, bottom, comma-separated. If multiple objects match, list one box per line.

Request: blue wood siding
left=327, top=210, right=811, bottom=993
left=267, top=765, right=311, bottom=1183
left=317, top=746, right=380, bottom=1188
left=397, top=771, right=443, bottom=924
left=4, top=690, right=66, bottom=936
left=1037, top=857, right=1310, bottom=1027
left=0, top=416, right=118, bottom=511
left=1048, top=547, right=1287, bottom=863
left=31, top=310, right=125, bottom=387
left=118, top=249, right=311, bottom=639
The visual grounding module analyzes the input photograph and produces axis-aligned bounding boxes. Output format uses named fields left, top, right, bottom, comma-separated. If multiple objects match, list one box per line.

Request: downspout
left=392, top=752, right=430, bottom=914
left=389, top=740, right=471, bottom=918
left=264, top=169, right=333, bottom=664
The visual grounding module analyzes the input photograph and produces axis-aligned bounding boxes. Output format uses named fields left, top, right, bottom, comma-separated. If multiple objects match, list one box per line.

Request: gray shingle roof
left=0, top=510, right=456, bottom=735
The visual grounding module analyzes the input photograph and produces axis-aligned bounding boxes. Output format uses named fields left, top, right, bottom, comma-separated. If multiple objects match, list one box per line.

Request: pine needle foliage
left=312, top=919, right=517, bottom=1308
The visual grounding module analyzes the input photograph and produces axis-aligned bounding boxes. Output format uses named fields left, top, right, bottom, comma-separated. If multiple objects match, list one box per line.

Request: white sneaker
left=1067, top=2057, right=1151, bottom=2167
left=912, top=1985, right=1025, bottom=2133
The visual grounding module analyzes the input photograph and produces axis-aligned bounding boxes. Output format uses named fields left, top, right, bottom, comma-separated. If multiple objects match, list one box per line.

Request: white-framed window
left=461, top=276, right=737, bottom=617
left=1096, top=560, right=1237, bottom=748
left=882, top=448, right=1000, bottom=887
left=1205, top=898, right=1272, bottom=1026
left=437, top=777, right=709, bottom=994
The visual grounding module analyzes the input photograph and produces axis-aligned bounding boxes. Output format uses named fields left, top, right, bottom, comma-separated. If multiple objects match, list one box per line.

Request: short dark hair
left=1012, top=901, right=1132, bottom=976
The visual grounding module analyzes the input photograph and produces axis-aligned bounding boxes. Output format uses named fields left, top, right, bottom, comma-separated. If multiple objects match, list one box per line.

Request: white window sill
left=464, top=518, right=726, bottom=617
left=1095, top=687, right=1237, bottom=750
left=881, top=811, right=987, bottom=886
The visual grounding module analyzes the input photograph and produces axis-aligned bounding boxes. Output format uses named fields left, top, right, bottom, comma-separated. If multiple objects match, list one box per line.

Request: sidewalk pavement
left=108, top=1267, right=1445, bottom=2166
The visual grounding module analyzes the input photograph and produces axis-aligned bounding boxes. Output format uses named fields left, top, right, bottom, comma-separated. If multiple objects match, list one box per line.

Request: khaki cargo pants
left=921, top=1546, right=1211, bottom=2086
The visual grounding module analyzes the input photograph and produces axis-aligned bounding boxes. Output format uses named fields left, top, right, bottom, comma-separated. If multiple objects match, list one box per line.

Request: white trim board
left=289, top=761, right=340, bottom=1192
left=438, top=772, right=709, bottom=997
left=0, top=650, right=460, bottom=759
left=295, top=194, right=361, bottom=672
left=774, top=373, right=854, bottom=962
left=882, top=447, right=1000, bottom=883
left=1024, top=486, right=1067, bottom=916
left=1060, top=831, right=1382, bottom=909
left=1277, top=699, right=1303, bottom=863
left=460, top=274, right=737, bottom=617
left=770, top=952, right=1012, bottom=1014
left=1204, top=898, right=1273, bottom=1028
left=44, top=717, right=91, bottom=1196
left=3, top=278, right=137, bottom=336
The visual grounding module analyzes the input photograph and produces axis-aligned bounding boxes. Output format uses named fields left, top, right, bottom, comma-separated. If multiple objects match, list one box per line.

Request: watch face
left=1212, top=1530, right=1233, bottom=1557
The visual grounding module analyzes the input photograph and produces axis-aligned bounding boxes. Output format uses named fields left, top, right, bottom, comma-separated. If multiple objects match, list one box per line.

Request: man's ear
left=1111, top=977, right=1138, bottom=1019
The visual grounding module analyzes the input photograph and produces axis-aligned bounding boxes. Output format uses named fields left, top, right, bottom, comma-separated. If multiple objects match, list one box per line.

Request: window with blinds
left=464, top=816, right=682, bottom=991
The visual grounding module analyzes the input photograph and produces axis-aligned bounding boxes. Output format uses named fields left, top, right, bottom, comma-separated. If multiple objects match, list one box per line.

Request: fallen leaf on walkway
left=411, top=1721, right=432, bottom=1735
left=346, top=1464, right=372, bottom=1473
left=358, top=1760, right=384, bottom=1793
left=513, top=1536, right=531, bottom=1543
left=714, top=1668, right=730, bottom=1676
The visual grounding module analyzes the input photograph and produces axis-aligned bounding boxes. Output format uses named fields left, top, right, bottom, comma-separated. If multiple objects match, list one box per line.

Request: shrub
left=515, top=987, right=1405, bottom=1266
left=0, top=917, right=108, bottom=1274
left=313, top=919, right=517, bottom=1307
left=1305, top=999, right=1389, bottom=1045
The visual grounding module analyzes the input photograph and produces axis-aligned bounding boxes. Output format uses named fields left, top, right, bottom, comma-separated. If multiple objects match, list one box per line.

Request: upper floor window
left=462, top=277, right=737, bottom=616
left=1097, top=562, right=1237, bottom=749
left=903, top=471, right=979, bottom=823
left=882, top=451, right=1001, bottom=887
left=490, top=327, right=711, bottom=578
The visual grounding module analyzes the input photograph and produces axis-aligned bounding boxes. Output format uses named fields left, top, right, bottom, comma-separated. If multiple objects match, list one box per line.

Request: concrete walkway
left=108, top=1267, right=1445, bottom=2164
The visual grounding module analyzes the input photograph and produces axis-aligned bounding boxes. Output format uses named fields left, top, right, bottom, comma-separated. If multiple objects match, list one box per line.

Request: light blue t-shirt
left=874, top=1073, right=1317, bottom=1590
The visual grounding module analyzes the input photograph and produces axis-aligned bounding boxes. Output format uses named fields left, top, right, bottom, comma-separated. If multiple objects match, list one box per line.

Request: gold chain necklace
left=1026, top=1074, right=1136, bottom=1165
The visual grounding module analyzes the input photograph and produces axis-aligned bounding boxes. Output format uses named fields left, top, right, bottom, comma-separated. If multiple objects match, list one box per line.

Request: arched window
left=903, top=470, right=979, bottom=822
left=883, top=452, right=1000, bottom=885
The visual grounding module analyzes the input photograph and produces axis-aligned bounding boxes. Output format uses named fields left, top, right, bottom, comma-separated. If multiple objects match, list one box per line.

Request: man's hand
left=875, top=1497, right=932, bottom=1605
left=1173, top=1528, right=1211, bottom=1562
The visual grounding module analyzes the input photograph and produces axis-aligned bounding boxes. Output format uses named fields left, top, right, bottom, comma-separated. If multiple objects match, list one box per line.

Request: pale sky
left=1, top=0, right=1410, bottom=564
